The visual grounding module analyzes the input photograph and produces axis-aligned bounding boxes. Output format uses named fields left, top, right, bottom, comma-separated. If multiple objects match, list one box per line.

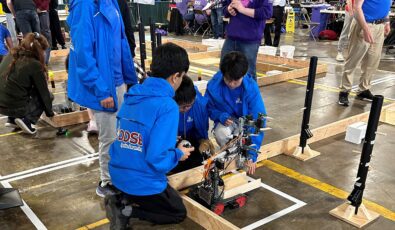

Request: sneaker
left=336, top=52, right=344, bottom=62
left=87, top=120, right=98, bottom=134
left=51, top=46, right=59, bottom=50
left=356, top=90, right=374, bottom=101
left=96, top=182, right=116, bottom=198
left=61, top=45, right=67, bottom=49
left=15, top=118, right=36, bottom=134
left=105, top=194, right=132, bottom=230
left=338, top=92, right=349, bottom=106
left=5, top=117, right=18, bottom=129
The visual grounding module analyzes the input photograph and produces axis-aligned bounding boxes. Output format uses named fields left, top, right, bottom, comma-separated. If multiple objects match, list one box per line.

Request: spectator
left=210, top=0, right=224, bottom=39
left=221, top=0, right=272, bottom=80
left=0, top=24, right=13, bottom=62
left=0, top=33, right=53, bottom=135
left=49, top=0, right=66, bottom=50
left=117, top=0, right=136, bottom=57
left=7, top=0, right=41, bottom=35
left=67, top=0, right=137, bottom=197
left=0, top=0, right=18, bottom=46
left=336, top=0, right=354, bottom=62
left=264, top=0, right=285, bottom=47
left=338, top=0, right=392, bottom=106
left=33, top=0, right=51, bottom=63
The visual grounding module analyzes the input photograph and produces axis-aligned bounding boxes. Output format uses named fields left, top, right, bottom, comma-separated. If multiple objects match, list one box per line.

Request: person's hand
left=246, top=159, right=256, bottom=175
left=227, top=4, right=237, bottom=16
left=198, top=139, right=215, bottom=155
left=231, top=0, right=243, bottom=11
left=100, top=97, right=114, bottom=109
left=224, top=119, right=233, bottom=126
left=384, top=22, right=391, bottom=36
left=177, top=136, right=182, bottom=142
left=363, top=28, right=374, bottom=44
left=177, top=142, right=194, bottom=161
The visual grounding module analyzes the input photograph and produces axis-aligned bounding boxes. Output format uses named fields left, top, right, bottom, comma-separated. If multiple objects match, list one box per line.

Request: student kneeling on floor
left=105, top=43, right=195, bottom=230
left=205, top=51, right=267, bottom=175
left=171, top=75, right=214, bottom=173
left=0, top=33, right=54, bottom=135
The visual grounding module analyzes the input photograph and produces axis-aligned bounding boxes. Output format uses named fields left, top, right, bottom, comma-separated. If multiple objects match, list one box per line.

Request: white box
left=259, top=46, right=277, bottom=56
left=194, top=80, right=208, bottom=92
left=202, top=39, right=224, bottom=49
left=345, top=122, right=367, bottom=144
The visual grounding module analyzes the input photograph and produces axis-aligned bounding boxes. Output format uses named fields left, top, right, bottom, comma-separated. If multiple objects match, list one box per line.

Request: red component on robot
left=212, top=203, right=225, bottom=215
left=235, top=195, right=247, bottom=208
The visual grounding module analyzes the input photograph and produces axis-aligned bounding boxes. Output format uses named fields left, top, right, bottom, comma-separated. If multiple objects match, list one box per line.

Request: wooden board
left=41, top=110, right=90, bottom=128
left=223, top=176, right=261, bottom=199
left=50, top=49, right=69, bottom=57
left=380, top=107, right=395, bottom=125
left=182, top=195, right=239, bottom=230
left=168, top=102, right=395, bottom=191
left=330, top=203, right=380, bottom=228
left=192, top=57, right=220, bottom=66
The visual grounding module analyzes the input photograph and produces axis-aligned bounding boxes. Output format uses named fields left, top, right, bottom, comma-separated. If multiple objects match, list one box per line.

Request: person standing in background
left=33, top=0, right=51, bottom=63
left=49, top=0, right=66, bottom=50
left=338, top=0, right=392, bottom=106
left=221, top=0, right=272, bottom=80
left=117, top=0, right=136, bottom=57
left=210, top=0, right=224, bottom=39
left=263, top=0, right=285, bottom=47
left=336, top=0, right=354, bottom=62
left=0, top=0, right=18, bottom=46
left=7, top=0, right=41, bottom=35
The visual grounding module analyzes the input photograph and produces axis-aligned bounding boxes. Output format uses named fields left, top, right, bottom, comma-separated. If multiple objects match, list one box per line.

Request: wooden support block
left=330, top=203, right=380, bottom=228
left=192, top=57, right=220, bottom=66
left=182, top=195, right=239, bottom=230
left=41, top=110, right=90, bottom=128
left=52, top=70, right=68, bottom=82
left=380, top=107, right=395, bottom=125
left=50, top=49, right=69, bottom=57
left=285, top=145, right=321, bottom=161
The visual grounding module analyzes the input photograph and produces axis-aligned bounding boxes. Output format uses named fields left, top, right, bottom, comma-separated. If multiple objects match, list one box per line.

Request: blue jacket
left=109, top=77, right=184, bottom=196
left=178, top=87, right=209, bottom=141
left=67, top=0, right=137, bottom=112
left=205, top=72, right=267, bottom=162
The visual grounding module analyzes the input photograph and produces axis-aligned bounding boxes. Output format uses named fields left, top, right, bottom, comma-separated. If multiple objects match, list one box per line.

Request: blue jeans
left=221, top=38, right=260, bottom=80
left=210, top=8, right=223, bottom=38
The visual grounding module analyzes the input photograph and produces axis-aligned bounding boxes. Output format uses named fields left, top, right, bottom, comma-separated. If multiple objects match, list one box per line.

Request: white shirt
left=273, top=0, right=286, bottom=7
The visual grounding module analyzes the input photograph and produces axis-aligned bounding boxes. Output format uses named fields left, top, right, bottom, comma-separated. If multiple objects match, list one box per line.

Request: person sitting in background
left=0, top=33, right=54, bottom=134
left=171, top=75, right=214, bottom=173
left=0, top=24, right=13, bottom=62
left=205, top=51, right=267, bottom=175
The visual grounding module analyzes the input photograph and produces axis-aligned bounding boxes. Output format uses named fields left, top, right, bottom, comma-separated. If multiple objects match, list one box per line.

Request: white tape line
left=1, top=178, right=47, bottom=230
left=4, top=156, right=99, bottom=183
left=0, top=153, right=98, bottom=182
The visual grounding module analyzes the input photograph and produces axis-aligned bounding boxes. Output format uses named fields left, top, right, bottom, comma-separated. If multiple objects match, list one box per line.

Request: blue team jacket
left=67, top=0, right=137, bottom=112
left=178, top=87, right=209, bottom=141
left=205, top=71, right=267, bottom=162
left=109, top=77, right=184, bottom=196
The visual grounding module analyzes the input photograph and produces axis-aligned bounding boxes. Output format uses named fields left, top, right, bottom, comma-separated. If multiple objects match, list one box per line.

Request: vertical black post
left=299, top=56, right=318, bottom=153
left=138, top=17, right=146, bottom=71
left=347, top=95, right=384, bottom=214
left=156, top=33, right=162, bottom=47
left=149, top=18, right=157, bottom=53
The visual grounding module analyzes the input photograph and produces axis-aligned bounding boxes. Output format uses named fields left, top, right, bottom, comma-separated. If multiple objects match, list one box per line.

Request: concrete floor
left=0, top=30, right=394, bottom=229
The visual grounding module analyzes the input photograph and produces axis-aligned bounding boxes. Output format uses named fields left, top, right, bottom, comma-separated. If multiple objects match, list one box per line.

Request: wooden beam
left=50, top=49, right=69, bottom=57
left=182, top=195, right=239, bottom=230
left=41, top=110, right=90, bottom=128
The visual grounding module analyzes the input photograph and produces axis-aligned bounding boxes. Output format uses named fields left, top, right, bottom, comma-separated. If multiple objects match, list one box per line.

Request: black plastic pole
left=149, top=18, right=157, bottom=52
left=156, top=33, right=162, bottom=47
left=299, top=56, right=318, bottom=153
left=138, top=17, right=146, bottom=71
left=347, top=95, right=384, bottom=214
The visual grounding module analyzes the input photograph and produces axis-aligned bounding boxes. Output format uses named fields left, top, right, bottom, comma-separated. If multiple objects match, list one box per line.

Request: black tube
left=149, top=18, right=156, bottom=53
left=299, top=56, right=318, bottom=152
left=347, top=95, right=384, bottom=214
left=138, top=17, right=146, bottom=71
left=156, top=33, right=162, bottom=46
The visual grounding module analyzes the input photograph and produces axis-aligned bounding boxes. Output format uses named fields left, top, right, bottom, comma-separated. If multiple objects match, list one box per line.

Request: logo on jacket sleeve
left=117, top=129, right=143, bottom=152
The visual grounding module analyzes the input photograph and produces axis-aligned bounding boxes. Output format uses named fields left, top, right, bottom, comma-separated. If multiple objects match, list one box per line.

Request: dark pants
left=264, top=6, right=284, bottom=47
left=105, top=185, right=186, bottom=229
left=15, top=10, right=41, bottom=36
left=221, top=38, right=260, bottom=80
left=0, top=90, right=45, bottom=124
left=38, top=12, right=51, bottom=64
left=49, top=9, right=65, bottom=47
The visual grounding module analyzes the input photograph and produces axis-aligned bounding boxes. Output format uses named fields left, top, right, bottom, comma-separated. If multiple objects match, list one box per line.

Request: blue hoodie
left=109, top=77, right=184, bottom=196
left=67, top=0, right=137, bottom=112
left=223, top=0, right=272, bottom=43
left=205, top=72, right=267, bottom=162
left=178, top=87, right=209, bottom=141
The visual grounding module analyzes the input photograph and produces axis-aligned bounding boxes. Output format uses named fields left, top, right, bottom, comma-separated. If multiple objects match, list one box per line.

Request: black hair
left=174, top=75, right=196, bottom=105
left=150, top=43, right=189, bottom=79
left=220, top=51, right=248, bottom=81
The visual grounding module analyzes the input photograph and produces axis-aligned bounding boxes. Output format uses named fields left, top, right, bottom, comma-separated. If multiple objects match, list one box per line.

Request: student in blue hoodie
left=221, top=0, right=272, bottom=80
left=106, top=43, right=194, bottom=230
left=66, top=0, right=137, bottom=197
left=206, top=51, right=267, bottom=175
left=171, top=76, right=214, bottom=173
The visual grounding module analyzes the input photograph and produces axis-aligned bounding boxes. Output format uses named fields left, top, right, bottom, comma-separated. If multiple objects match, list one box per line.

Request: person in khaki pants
left=338, top=0, right=392, bottom=106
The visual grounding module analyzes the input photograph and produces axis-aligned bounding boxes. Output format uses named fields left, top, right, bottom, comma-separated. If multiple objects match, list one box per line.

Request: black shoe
left=15, top=118, right=36, bottom=134
left=338, top=92, right=349, bottom=106
left=356, top=90, right=374, bottom=101
left=5, top=117, right=18, bottom=129
left=105, top=194, right=132, bottom=230
left=51, top=46, right=59, bottom=50
left=61, top=45, right=67, bottom=49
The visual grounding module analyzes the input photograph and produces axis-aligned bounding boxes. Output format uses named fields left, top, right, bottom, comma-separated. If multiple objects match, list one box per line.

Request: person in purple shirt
left=221, top=0, right=272, bottom=80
